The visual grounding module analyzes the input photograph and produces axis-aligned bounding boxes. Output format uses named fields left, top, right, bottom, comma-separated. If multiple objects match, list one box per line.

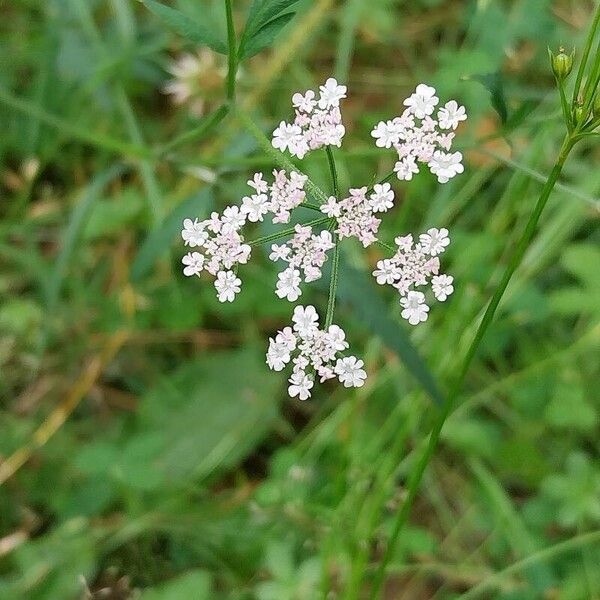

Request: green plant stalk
left=225, top=0, right=237, bottom=102
left=324, top=146, right=340, bottom=328
left=249, top=216, right=331, bottom=246
left=557, top=79, right=573, bottom=131
left=369, top=133, right=575, bottom=599
left=572, top=3, right=600, bottom=105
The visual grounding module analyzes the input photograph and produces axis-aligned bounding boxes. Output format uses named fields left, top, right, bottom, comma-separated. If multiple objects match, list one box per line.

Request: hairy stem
left=369, top=134, right=575, bottom=598
left=225, top=0, right=237, bottom=102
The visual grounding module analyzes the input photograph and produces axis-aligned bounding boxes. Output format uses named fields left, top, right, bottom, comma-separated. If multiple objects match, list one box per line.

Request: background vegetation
left=1, top=0, right=599, bottom=598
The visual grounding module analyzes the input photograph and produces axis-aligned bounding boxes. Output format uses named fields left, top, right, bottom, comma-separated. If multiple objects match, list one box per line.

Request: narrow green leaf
left=140, top=0, right=227, bottom=54
left=334, top=262, right=445, bottom=405
left=466, top=72, right=509, bottom=124
left=239, top=12, right=296, bottom=60
left=131, top=188, right=214, bottom=282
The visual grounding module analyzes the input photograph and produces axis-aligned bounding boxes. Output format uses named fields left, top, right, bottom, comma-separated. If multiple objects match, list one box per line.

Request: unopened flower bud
left=574, top=102, right=589, bottom=126
left=549, top=47, right=574, bottom=80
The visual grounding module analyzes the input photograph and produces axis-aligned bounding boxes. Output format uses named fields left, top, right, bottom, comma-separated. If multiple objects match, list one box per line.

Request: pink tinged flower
left=288, top=371, right=314, bottom=400
left=403, top=83, right=439, bottom=119
left=292, top=90, right=317, bottom=112
left=428, top=151, right=464, bottom=183
left=400, top=291, right=430, bottom=325
left=182, top=252, right=204, bottom=276
left=334, top=356, right=367, bottom=388
left=181, top=218, right=208, bottom=247
left=373, top=259, right=398, bottom=285
left=292, top=304, right=319, bottom=338
left=321, top=196, right=341, bottom=218
left=272, top=121, right=303, bottom=153
left=369, top=182, right=395, bottom=212
left=247, top=172, right=268, bottom=194
left=394, top=234, right=414, bottom=251
left=437, top=100, right=467, bottom=130
left=419, top=227, right=450, bottom=256
left=394, top=156, right=419, bottom=181
left=432, top=274, right=454, bottom=301
left=276, top=268, right=302, bottom=302
left=318, top=78, right=347, bottom=109
left=269, top=244, right=290, bottom=262
left=214, top=270, right=241, bottom=302
left=241, top=193, right=269, bottom=222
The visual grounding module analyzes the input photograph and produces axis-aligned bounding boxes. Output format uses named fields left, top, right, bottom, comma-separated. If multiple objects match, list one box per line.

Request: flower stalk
left=224, top=0, right=237, bottom=102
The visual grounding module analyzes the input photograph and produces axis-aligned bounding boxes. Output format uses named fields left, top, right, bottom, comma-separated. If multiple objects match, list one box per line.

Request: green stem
left=249, top=217, right=331, bottom=247
left=325, top=146, right=340, bottom=198
left=557, top=79, right=573, bottom=131
left=368, top=134, right=575, bottom=599
left=572, top=3, right=600, bottom=105
left=324, top=235, right=340, bottom=328
left=224, top=0, right=237, bottom=102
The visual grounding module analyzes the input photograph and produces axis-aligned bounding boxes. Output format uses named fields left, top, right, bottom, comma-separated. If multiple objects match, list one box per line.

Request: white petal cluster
left=270, top=225, right=336, bottom=302
left=321, top=183, right=395, bottom=247
left=272, top=78, right=347, bottom=159
left=371, top=84, right=467, bottom=184
left=243, top=170, right=308, bottom=224
left=181, top=207, right=250, bottom=302
left=372, top=228, right=454, bottom=325
left=266, top=305, right=367, bottom=400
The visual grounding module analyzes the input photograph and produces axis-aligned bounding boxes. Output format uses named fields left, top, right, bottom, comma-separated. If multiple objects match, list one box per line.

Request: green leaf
left=140, top=0, right=227, bottom=54
left=131, top=188, right=214, bottom=282
left=334, top=262, right=445, bottom=405
left=239, top=0, right=302, bottom=60
left=140, top=570, right=212, bottom=600
left=466, top=71, right=509, bottom=124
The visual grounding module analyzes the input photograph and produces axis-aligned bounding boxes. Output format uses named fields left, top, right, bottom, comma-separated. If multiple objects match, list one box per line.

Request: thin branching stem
left=369, top=133, right=576, bottom=598
left=324, top=146, right=340, bottom=327
left=249, top=217, right=331, bottom=247
left=572, top=3, right=600, bottom=105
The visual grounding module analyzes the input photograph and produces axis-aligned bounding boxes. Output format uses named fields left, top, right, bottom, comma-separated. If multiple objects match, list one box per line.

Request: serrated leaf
left=239, top=0, right=301, bottom=60
left=334, top=262, right=445, bottom=405
left=141, top=0, right=227, bottom=54
left=131, top=188, right=214, bottom=282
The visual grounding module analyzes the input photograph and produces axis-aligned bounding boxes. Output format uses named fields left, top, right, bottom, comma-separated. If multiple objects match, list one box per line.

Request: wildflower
left=372, top=228, right=453, bottom=324
left=371, top=84, right=467, bottom=183
left=214, top=270, right=241, bottom=303
left=272, top=78, right=347, bottom=158
left=180, top=206, right=250, bottom=302
left=267, top=305, right=366, bottom=399
left=270, top=225, right=335, bottom=299
left=369, top=183, right=395, bottom=212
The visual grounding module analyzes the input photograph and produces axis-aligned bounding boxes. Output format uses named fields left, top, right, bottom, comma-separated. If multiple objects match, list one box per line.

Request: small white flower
left=400, top=291, right=430, bottom=325
left=292, top=305, right=319, bottom=338
left=241, top=193, right=269, bottom=222
left=370, top=120, right=401, bottom=148
left=292, top=90, right=317, bottom=112
left=373, top=259, right=398, bottom=285
left=182, top=252, right=204, bottom=276
left=288, top=371, right=314, bottom=400
left=437, top=100, right=467, bottom=130
left=428, top=151, right=464, bottom=183
left=321, top=196, right=341, bottom=218
left=221, top=205, right=246, bottom=231
left=394, top=156, right=419, bottom=181
left=276, top=268, right=302, bottom=302
left=267, top=338, right=292, bottom=371
left=269, top=244, right=291, bottom=262
left=214, top=270, right=241, bottom=302
left=181, top=218, right=208, bottom=247
left=369, top=183, right=395, bottom=212
left=327, top=325, right=349, bottom=352
left=403, top=83, right=439, bottom=119
left=272, top=121, right=303, bottom=153
left=247, top=172, right=268, bottom=194
left=419, top=228, right=450, bottom=256
left=318, top=78, right=347, bottom=109
left=334, top=356, right=367, bottom=388
left=432, top=274, right=454, bottom=301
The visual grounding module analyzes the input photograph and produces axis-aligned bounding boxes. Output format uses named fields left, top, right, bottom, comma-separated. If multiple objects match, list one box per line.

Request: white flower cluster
left=272, top=78, right=347, bottom=159
left=270, top=225, right=335, bottom=301
left=181, top=206, right=250, bottom=302
left=371, top=84, right=467, bottom=184
left=373, top=228, right=454, bottom=325
left=267, top=305, right=367, bottom=400
left=320, top=182, right=395, bottom=247
left=242, top=170, right=307, bottom=224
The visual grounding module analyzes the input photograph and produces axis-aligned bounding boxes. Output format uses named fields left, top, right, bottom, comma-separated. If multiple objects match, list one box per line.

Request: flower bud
left=574, top=102, right=589, bottom=126
left=549, top=47, right=574, bottom=80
